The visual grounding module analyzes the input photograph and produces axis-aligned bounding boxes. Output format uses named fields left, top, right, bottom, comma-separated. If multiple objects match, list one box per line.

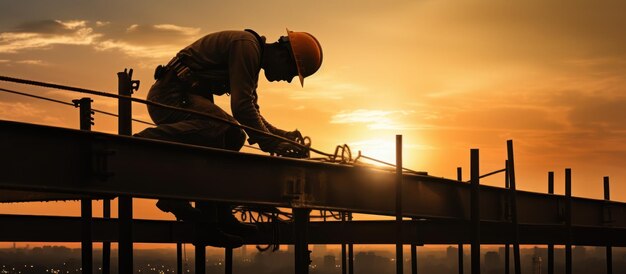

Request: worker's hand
left=272, top=141, right=309, bottom=158
left=283, top=129, right=303, bottom=142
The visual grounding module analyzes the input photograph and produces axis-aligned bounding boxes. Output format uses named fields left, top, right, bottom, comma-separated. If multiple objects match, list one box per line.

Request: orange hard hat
left=286, top=28, right=323, bottom=86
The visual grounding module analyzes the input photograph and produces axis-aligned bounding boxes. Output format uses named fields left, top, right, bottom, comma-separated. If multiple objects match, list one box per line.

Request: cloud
left=0, top=19, right=200, bottom=60
left=0, top=20, right=101, bottom=53
left=91, top=23, right=200, bottom=59
left=0, top=101, right=45, bottom=120
left=330, top=109, right=418, bottom=130
left=94, top=40, right=179, bottom=59
left=16, top=60, right=46, bottom=65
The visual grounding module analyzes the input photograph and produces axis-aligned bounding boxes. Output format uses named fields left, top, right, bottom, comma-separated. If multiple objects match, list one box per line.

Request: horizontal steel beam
left=1, top=120, right=626, bottom=228
left=0, top=214, right=624, bottom=246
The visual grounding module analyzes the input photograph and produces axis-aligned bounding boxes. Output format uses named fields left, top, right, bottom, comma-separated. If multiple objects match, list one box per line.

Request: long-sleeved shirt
left=178, top=30, right=283, bottom=148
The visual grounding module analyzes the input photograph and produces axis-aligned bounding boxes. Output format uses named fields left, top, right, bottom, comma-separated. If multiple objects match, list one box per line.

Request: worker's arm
left=260, top=115, right=303, bottom=142
left=227, top=38, right=275, bottom=147
left=227, top=38, right=304, bottom=157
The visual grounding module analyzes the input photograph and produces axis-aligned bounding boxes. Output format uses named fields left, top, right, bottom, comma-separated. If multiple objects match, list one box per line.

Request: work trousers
left=135, top=78, right=246, bottom=151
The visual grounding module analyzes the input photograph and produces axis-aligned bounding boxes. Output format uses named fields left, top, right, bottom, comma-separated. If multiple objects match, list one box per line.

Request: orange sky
left=2, top=0, right=626, bottom=249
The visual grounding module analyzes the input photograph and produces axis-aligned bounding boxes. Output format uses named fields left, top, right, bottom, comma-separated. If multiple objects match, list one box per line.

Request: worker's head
left=263, top=29, right=322, bottom=86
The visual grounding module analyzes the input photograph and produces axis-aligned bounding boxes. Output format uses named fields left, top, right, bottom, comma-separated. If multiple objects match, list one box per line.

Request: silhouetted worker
left=134, top=29, right=323, bottom=248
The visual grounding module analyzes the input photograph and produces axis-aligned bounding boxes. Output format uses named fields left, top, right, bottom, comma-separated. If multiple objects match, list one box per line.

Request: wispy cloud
left=94, top=40, right=179, bottom=59
left=0, top=20, right=101, bottom=53
left=16, top=60, right=47, bottom=65
left=0, top=102, right=45, bottom=120
left=0, top=19, right=199, bottom=60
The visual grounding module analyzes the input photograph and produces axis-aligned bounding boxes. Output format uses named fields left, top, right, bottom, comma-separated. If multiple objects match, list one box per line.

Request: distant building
left=447, top=246, right=458, bottom=262
left=532, top=256, right=542, bottom=274
left=484, top=251, right=500, bottom=272
left=323, top=255, right=336, bottom=272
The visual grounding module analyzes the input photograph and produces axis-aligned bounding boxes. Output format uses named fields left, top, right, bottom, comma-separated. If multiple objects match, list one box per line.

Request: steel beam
left=604, top=176, right=613, bottom=274
left=547, top=171, right=555, bottom=274
left=470, top=149, right=480, bottom=274
left=2, top=121, right=626, bottom=229
left=1, top=214, right=625, bottom=246
left=117, top=69, right=135, bottom=274
left=396, top=135, right=403, bottom=274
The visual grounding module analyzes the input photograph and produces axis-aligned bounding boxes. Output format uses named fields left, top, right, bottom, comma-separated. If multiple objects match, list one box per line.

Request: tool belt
left=154, top=54, right=230, bottom=96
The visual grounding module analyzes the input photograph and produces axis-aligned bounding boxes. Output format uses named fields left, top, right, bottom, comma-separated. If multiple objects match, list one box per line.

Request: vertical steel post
left=396, top=135, right=404, bottom=274
left=604, top=176, right=613, bottom=274
left=294, top=208, right=311, bottom=274
left=507, top=140, right=521, bottom=274
left=565, top=168, right=572, bottom=274
left=410, top=229, right=417, bottom=274
left=341, top=212, right=347, bottom=274
left=225, top=248, right=233, bottom=274
left=80, top=198, right=93, bottom=274
left=194, top=202, right=206, bottom=274
left=548, top=171, right=554, bottom=274
left=470, top=149, right=480, bottom=274
left=196, top=245, right=206, bottom=274
left=456, top=167, right=464, bottom=274
left=177, top=242, right=183, bottom=274
left=75, top=97, right=93, bottom=274
left=103, top=198, right=111, bottom=274
left=348, top=212, right=354, bottom=274
left=117, top=69, right=136, bottom=273
left=504, top=160, right=510, bottom=274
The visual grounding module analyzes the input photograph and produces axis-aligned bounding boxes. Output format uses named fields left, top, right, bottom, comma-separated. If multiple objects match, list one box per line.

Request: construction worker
left=134, top=29, right=323, bottom=248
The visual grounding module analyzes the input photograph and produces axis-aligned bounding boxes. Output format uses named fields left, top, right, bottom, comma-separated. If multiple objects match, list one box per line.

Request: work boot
left=156, top=199, right=203, bottom=222
left=217, top=205, right=258, bottom=237
left=193, top=222, right=244, bottom=249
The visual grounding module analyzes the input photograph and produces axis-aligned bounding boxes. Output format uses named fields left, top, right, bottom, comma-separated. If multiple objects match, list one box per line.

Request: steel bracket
left=90, top=140, right=115, bottom=180
left=282, top=168, right=307, bottom=207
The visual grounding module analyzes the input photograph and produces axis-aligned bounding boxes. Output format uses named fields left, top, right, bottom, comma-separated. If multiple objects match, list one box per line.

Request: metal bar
left=341, top=212, right=347, bottom=274
left=411, top=233, right=417, bottom=274
left=294, top=208, right=311, bottom=274
left=117, top=69, right=134, bottom=274
left=507, top=140, right=521, bottom=274
left=103, top=199, right=111, bottom=274
left=470, top=149, right=480, bottom=274
left=457, top=167, right=464, bottom=274
left=5, top=121, right=626, bottom=227
left=504, top=160, right=510, bottom=274
left=81, top=199, right=93, bottom=274
left=75, top=97, right=94, bottom=274
left=348, top=212, right=354, bottom=274
left=605, top=176, right=612, bottom=274
left=395, top=135, right=404, bottom=274
left=505, top=244, right=510, bottom=274
left=341, top=242, right=347, bottom=274
left=565, top=168, right=572, bottom=274
left=548, top=171, right=554, bottom=274
left=177, top=242, right=183, bottom=274
left=196, top=245, right=206, bottom=274
left=2, top=214, right=626, bottom=245
left=225, top=248, right=233, bottom=274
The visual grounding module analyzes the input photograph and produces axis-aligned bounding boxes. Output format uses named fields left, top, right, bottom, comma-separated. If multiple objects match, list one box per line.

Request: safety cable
left=0, top=75, right=332, bottom=158
left=462, top=168, right=507, bottom=183
left=0, top=75, right=425, bottom=173
left=0, top=87, right=154, bottom=126
left=357, top=152, right=423, bottom=174
left=0, top=86, right=263, bottom=151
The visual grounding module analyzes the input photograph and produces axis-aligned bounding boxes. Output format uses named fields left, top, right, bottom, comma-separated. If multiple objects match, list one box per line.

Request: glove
left=259, top=140, right=308, bottom=159
left=283, top=129, right=303, bottom=142
left=273, top=142, right=309, bottom=158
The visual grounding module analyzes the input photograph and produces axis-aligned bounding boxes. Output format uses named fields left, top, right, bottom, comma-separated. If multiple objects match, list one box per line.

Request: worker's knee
left=224, top=127, right=246, bottom=151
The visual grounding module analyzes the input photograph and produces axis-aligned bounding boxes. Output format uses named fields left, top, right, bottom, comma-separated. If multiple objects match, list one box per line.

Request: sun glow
left=350, top=138, right=398, bottom=167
